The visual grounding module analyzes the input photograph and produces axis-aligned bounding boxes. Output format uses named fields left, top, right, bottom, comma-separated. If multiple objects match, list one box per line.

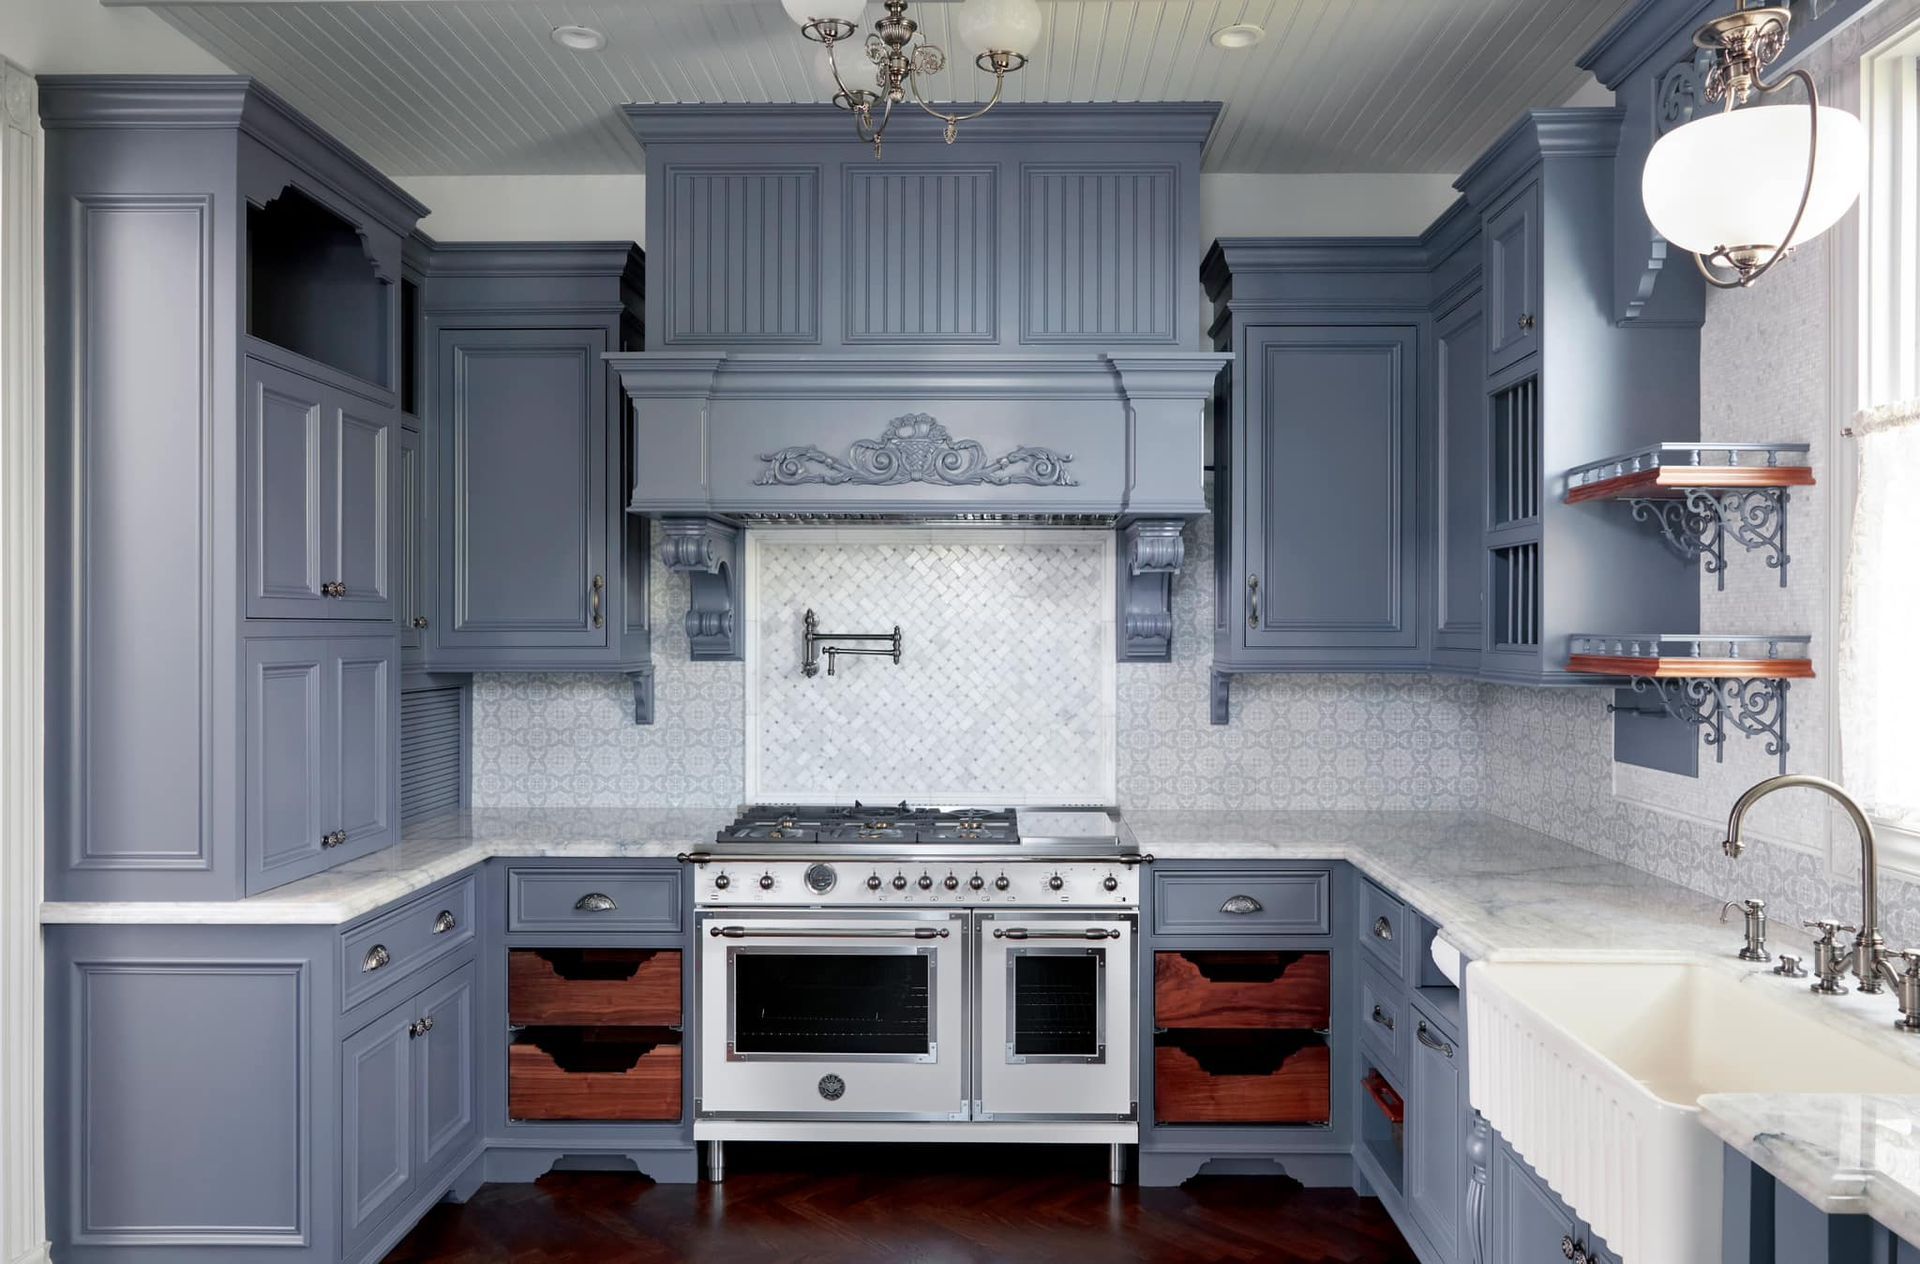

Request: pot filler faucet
left=1720, top=774, right=1920, bottom=1030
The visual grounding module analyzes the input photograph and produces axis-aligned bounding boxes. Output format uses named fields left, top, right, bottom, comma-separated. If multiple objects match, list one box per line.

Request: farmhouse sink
left=1467, top=958, right=1919, bottom=1264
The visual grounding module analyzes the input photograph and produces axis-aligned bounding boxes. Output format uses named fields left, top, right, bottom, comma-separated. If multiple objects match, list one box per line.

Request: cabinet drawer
left=1359, top=879, right=1409, bottom=978
left=508, top=1030, right=681, bottom=1122
left=1357, top=961, right=1407, bottom=1081
left=1153, top=1032, right=1330, bottom=1125
left=340, top=875, right=476, bottom=1013
left=1154, top=951, right=1329, bottom=1031
left=1152, top=870, right=1330, bottom=937
left=506, top=867, right=682, bottom=934
left=508, top=948, right=681, bottom=1027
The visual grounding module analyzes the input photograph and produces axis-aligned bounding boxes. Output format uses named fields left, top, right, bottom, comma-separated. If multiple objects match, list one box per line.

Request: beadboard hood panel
left=609, top=352, right=1223, bottom=520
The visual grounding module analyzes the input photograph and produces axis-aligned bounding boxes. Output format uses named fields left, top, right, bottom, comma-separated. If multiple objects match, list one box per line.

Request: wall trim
left=0, top=56, right=48, bottom=1264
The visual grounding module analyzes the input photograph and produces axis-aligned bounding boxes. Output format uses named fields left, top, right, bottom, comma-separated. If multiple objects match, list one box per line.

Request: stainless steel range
left=684, top=803, right=1146, bottom=1184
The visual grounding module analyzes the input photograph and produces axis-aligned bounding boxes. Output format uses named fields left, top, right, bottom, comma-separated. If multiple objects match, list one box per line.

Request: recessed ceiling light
left=551, top=24, right=608, bottom=52
left=1209, top=23, right=1264, bottom=50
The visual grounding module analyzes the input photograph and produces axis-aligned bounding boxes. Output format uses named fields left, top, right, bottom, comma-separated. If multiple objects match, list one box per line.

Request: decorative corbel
left=1117, top=519, right=1185, bottom=663
left=1210, top=669, right=1231, bottom=726
left=658, top=516, right=744, bottom=662
left=628, top=666, right=655, bottom=726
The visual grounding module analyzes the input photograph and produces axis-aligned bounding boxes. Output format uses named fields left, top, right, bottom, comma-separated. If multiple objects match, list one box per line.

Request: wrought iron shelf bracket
left=1120, top=519, right=1185, bottom=663
left=1625, top=487, right=1792, bottom=590
left=660, top=516, right=744, bottom=662
left=1615, top=675, right=1793, bottom=774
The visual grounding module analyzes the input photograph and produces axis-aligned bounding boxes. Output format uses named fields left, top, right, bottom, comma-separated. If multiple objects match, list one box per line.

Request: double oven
left=697, top=907, right=1136, bottom=1125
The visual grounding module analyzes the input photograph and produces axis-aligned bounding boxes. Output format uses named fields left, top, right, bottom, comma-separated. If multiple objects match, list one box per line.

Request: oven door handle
left=707, top=925, right=951, bottom=940
left=991, top=927, right=1123, bottom=941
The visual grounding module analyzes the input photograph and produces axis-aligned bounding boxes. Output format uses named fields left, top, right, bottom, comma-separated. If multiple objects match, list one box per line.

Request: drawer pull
left=321, top=580, right=347, bottom=598
left=321, top=829, right=347, bottom=849
left=590, top=574, right=605, bottom=629
left=411, top=615, right=429, bottom=629
left=362, top=944, right=391, bottom=973
left=1219, top=894, right=1263, bottom=916
left=408, top=1015, right=436, bottom=1040
left=1370, top=1004, right=1395, bottom=1032
left=433, top=910, right=457, bottom=935
left=1561, top=1236, right=1590, bottom=1264
left=1372, top=915, right=1394, bottom=942
left=574, top=892, right=619, bottom=913
left=1416, top=1021, right=1454, bottom=1059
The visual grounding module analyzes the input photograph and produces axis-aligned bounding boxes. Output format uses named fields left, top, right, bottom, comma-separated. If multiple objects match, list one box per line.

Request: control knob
left=994, top=874, right=1010, bottom=891
left=713, top=873, right=731, bottom=890
left=943, top=873, right=959, bottom=891
left=758, top=872, right=775, bottom=891
left=917, top=873, right=934, bottom=890
left=1103, top=874, right=1119, bottom=892
left=1047, top=873, right=1065, bottom=891
left=968, top=873, right=985, bottom=891
left=892, top=873, right=908, bottom=891
left=866, top=873, right=883, bottom=891
left=804, top=863, right=837, bottom=894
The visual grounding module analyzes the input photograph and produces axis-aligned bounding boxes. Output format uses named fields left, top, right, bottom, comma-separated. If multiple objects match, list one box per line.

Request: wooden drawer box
left=1152, top=869, right=1330, bottom=937
left=509, top=948, right=681, bottom=1027
left=508, top=1029, right=681, bottom=1122
left=1154, top=951, right=1330, bottom=1030
left=1154, top=1033, right=1330, bottom=1125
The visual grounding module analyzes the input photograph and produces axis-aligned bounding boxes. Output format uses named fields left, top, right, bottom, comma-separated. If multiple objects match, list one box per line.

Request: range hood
left=608, top=350, right=1225, bottom=524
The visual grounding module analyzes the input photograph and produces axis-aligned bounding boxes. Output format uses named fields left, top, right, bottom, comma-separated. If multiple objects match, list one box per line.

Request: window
left=1840, top=13, right=1920, bottom=871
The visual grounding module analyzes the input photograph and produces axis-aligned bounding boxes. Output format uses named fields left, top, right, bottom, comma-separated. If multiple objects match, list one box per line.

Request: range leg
left=707, top=1140, right=725, bottom=1183
left=1110, top=1142, right=1126, bottom=1186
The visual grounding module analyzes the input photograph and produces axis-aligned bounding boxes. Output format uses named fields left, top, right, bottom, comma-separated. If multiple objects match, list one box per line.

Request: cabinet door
left=1491, top=1135, right=1577, bottom=1264
left=437, top=327, right=609, bottom=656
left=397, top=424, right=425, bottom=653
left=329, top=395, right=394, bottom=620
left=245, top=638, right=331, bottom=887
left=341, top=1004, right=416, bottom=1253
left=244, top=358, right=330, bottom=617
left=330, top=637, right=397, bottom=858
left=1241, top=324, right=1422, bottom=666
left=1485, top=183, right=1541, bottom=372
left=1433, top=296, right=1486, bottom=665
left=414, top=963, right=477, bottom=1181
left=1406, top=1009, right=1464, bottom=1261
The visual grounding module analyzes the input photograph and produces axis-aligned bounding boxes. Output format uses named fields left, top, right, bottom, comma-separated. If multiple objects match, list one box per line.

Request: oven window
left=732, top=951, right=931, bottom=1056
left=1010, top=950, right=1102, bottom=1060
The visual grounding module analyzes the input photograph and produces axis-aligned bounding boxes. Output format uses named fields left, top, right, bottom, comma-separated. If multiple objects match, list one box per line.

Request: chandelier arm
left=1691, top=66, right=1822, bottom=289
left=907, top=64, right=1007, bottom=126
left=855, top=91, right=898, bottom=145
left=821, top=36, right=864, bottom=110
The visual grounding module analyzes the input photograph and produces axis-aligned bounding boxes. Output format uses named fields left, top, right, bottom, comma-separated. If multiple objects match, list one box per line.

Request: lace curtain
left=1839, top=397, right=1920, bottom=830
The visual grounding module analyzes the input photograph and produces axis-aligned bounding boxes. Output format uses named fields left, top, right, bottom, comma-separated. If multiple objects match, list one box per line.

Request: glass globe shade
left=954, top=0, right=1042, bottom=55
left=780, top=0, right=866, bottom=31
left=1642, top=102, right=1867, bottom=260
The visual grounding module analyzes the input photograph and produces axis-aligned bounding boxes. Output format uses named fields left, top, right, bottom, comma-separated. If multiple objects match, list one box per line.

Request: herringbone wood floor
left=383, top=1144, right=1417, bottom=1263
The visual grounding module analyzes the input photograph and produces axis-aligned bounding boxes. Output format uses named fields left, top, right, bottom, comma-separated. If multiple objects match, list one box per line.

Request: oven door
left=698, top=911, right=968, bottom=1120
left=975, top=911, right=1136, bottom=1120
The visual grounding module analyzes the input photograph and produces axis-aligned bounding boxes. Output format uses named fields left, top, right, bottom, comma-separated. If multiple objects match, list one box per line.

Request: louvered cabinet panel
left=400, top=685, right=467, bottom=823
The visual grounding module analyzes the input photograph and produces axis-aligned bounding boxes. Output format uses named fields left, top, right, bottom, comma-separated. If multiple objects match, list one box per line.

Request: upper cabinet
left=40, top=77, right=425, bottom=900
left=1481, top=181, right=1541, bottom=373
left=416, top=243, right=652, bottom=686
left=624, top=104, right=1215, bottom=354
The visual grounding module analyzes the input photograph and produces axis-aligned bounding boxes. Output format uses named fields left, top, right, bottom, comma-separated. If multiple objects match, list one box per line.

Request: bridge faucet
left=1720, top=775, right=1897, bottom=998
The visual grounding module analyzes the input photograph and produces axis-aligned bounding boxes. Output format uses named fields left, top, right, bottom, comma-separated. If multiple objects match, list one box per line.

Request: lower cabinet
left=506, top=947, right=684, bottom=1123
left=1489, top=1127, right=1619, bottom=1264
left=1406, top=1000, right=1465, bottom=1260
left=343, top=962, right=478, bottom=1256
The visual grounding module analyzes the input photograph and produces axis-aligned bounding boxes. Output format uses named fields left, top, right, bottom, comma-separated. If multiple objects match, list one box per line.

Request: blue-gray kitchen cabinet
left=1429, top=235, right=1487, bottom=675
left=397, top=421, right=428, bottom=657
left=41, top=76, right=423, bottom=901
left=1481, top=181, right=1541, bottom=375
left=1489, top=1128, right=1619, bottom=1264
left=1406, top=997, right=1466, bottom=1261
left=420, top=244, right=652, bottom=692
left=1722, top=1144, right=1919, bottom=1264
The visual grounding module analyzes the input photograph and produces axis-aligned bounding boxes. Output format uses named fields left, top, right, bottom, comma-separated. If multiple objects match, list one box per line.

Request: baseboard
left=9, top=1242, right=52, bottom=1264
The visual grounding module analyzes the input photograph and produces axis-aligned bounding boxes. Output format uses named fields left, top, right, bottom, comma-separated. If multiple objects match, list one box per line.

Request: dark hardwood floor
left=384, top=1144, right=1417, bottom=1263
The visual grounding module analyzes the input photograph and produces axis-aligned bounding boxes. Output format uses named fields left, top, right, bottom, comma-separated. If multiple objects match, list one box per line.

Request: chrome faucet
left=1720, top=775, right=1904, bottom=1004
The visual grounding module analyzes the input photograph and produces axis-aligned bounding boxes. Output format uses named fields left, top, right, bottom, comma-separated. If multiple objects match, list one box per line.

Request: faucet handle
left=1803, top=919, right=1857, bottom=941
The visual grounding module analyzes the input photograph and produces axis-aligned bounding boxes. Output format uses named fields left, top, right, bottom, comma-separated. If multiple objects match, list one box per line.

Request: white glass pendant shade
left=955, top=0, right=1042, bottom=54
left=781, top=0, right=867, bottom=30
left=1642, top=102, right=1867, bottom=258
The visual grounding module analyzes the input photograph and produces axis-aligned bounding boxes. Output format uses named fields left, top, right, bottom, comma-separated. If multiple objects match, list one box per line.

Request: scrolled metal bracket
left=1118, top=519, right=1186, bottom=663
left=1627, top=675, right=1791, bottom=774
left=659, top=516, right=744, bottom=662
left=1626, top=487, right=1790, bottom=589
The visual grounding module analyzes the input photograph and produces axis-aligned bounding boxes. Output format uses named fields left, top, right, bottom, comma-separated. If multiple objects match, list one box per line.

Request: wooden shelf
left=1566, top=634, right=1813, bottom=680
left=1564, top=443, right=1813, bottom=504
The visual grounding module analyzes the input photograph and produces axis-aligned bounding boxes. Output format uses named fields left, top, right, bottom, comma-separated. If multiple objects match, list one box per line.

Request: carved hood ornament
left=756, top=414, right=1077, bottom=488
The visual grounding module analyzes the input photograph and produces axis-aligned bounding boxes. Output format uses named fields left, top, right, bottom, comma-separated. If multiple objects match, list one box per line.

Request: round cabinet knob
left=917, top=873, right=934, bottom=890
left=943, top=873, right=959, bottom=890
left=994, top=874, right=1010, bottom=891
left=758, top=872, right=775, bottom=891
left=1047, top=874, right=1065, bottom=891
left=1103, top=874, right=1119, bottom=892
left=968, top=873, right=985, bottom=890
left=892, top=874, right=909, bottom=891
left=866, top=873, right=883, bottom=891
left=713, top=873, right=732, bottom=890
left=804, top=863, right=837, bottom=894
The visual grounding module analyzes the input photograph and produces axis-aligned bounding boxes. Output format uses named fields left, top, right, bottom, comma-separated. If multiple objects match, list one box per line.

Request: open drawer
left=1153, top=1030, right=1330, bottom=1125
left=508, top=1028, right=682, bottom=1122
left=1154, top=950, right=1329, bottom=1030
left=508, top=948, right=681, bottom=1028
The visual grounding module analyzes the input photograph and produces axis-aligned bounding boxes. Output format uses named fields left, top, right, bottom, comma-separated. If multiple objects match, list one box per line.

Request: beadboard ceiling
left=128, top=0, right=1632, bottom=175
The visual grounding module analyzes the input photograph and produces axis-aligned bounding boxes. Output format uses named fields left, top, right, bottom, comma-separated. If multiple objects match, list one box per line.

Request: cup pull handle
left=362, top=944, right=391, bottom=973
left=574, top=892, right=617, bottom=912
left=1219, top=894, right=1263, bottom=915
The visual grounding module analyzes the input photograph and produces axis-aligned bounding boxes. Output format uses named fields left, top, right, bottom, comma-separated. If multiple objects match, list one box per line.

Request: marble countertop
left=40, top=805, right=1920, bottom=1232
left=1696, top=1093, right=1920, bottom=1244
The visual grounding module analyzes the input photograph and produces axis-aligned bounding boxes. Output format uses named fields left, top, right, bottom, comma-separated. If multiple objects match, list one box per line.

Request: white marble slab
left=1696, top=1093, right=1920, bottom=1245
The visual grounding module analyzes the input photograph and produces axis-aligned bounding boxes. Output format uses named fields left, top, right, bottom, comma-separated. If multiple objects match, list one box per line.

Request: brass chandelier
left=780, top=0, right=1042, bottom=157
